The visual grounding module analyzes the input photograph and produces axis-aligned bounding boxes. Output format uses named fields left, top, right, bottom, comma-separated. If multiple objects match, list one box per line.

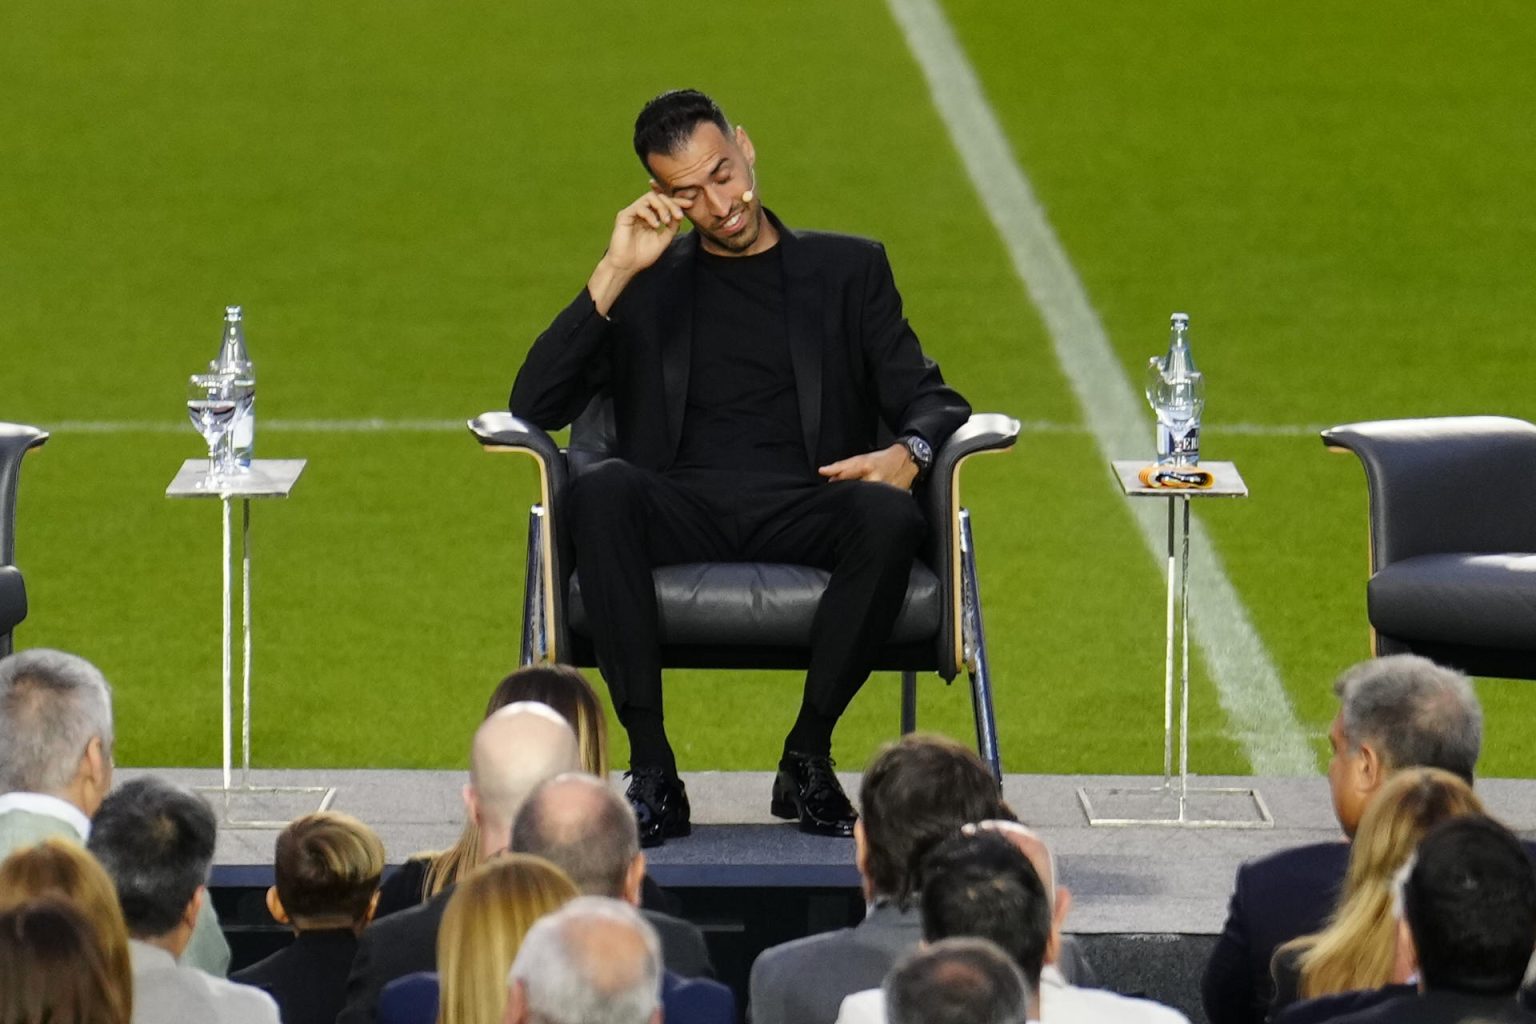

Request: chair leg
left=520, top=505, right=546, bottom=665
left=960, top=509, right=1002, bottom=780
left=900, top=671, right=918, bottom=735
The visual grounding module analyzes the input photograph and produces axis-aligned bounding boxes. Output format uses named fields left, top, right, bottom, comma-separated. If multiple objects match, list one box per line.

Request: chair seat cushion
left=1369, top=553, right=1536, bottom=651
left=0, top=565, right=26, bottom=635
left=569, top=562, right=942, bottom=648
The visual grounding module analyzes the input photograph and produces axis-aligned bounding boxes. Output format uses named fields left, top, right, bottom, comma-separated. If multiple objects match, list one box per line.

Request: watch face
left=906, top=436, right=933, bottom=467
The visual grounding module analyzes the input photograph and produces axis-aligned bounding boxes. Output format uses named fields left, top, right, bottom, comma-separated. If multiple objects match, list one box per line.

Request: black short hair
left=1404, top=815, right=1536, bottom=995
left=919, top=831, right=1050, bottom=989
left=632, top=89, right=731, bottom=176
left=86, top=776, right=216, bottom=938
left=859, top=734, right=1003, bottom=908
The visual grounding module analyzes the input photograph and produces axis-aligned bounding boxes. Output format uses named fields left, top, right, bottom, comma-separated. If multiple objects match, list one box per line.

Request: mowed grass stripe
left=887, top=0, right=1313, bottom=773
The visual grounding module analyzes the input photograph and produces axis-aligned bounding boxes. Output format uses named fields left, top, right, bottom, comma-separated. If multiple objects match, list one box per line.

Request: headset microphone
left=742, top=166, right=757, bottom=205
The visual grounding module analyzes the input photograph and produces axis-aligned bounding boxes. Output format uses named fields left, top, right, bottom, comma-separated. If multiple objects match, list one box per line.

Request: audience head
left=1329, top=655, right=1481, bottom=836
left=86, top=776, right=216, bottom=952
left=466, top=702, right=580, bottom=860
left=0, top=839, right=132, bottom=1018
left=857, top=733, right=1003, bottom=907
left=485, top=665, right=610, bottom=777
left=267, top=810, right=385, bottom=933
left=1290, top=767, right=1485, bottom=998
left=1398, top=815, right=1536, bottom=996
left=504, top=896, right=662, bottom=1024
left=437, top=854, right=579, bottom=1024
left=919, top=830, right=1050, bottom=992
left=512, top=773, right=643, bottom=902
left=0, top=897, right=128, bottom=1024
left=884, top=936, right=1031, bottom=1024
left=964, top=819, right=1072, bottom=965
left=0, top=648, right=114, bottom=814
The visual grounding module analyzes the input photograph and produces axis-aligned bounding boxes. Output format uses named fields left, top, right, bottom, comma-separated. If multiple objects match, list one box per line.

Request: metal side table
left=1077, top=460, right=1272, bottom=828
left=166, top=459, right=335, bottom=827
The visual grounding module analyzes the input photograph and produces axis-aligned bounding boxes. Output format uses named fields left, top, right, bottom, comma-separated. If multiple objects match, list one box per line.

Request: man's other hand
left=588, top=192, right=693, bottom=316
left=818, top=443, right=918, bottom=490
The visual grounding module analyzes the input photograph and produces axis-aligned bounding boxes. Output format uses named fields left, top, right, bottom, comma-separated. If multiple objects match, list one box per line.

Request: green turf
left=2, top=1, right=1531, bottom=775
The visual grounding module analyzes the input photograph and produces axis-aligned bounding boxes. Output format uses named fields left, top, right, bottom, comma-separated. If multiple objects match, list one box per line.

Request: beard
left=695, top=204, right=762, bottom=255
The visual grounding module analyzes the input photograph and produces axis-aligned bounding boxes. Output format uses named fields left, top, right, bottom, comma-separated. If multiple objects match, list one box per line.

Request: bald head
left=467, top=702, right=580, bottom=859
left=512, top=774, right=640, bottom=900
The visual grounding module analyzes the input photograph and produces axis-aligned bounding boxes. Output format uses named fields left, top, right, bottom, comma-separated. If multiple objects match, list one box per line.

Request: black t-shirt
left=670, top=246, right=811, bottom=481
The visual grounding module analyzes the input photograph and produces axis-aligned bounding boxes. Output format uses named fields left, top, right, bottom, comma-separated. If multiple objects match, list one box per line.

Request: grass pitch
left=4, top=1, right=1534, bottom=777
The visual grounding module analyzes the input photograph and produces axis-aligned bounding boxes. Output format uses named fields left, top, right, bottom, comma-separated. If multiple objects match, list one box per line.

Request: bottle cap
left=1170, top=312, right=1189, bottom=326
left=225, top=305, right=242, bottom=322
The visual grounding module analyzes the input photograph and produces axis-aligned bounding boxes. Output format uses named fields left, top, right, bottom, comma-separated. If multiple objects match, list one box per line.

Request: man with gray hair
left=884, top=938, right=1031, bottom=1024
left=1203, top=654, right=1483, bottom=1024
left=503, top=896, right=663, bottom=1024
left=0, top=647, right=230, bottom=975
left=512, top=773, right=725, bottom=1012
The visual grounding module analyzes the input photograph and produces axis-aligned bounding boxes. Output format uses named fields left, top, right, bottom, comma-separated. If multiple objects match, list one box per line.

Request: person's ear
left=463, top=783, right=482, bottom=828
left=1051, top=886, right=1074, bottom=957
left=624, top=853, right=647, bottom=906
left=265, top=886, right=290, bottom=925
left=184, top=885, right=205, bottom=931
left=79, top=736, right=112, bottom=812
left=1357, top=741, right=1384, bottom=794
left=736, top=125, right=756, bottom=167
left=362, top=889, right=381, bottom=926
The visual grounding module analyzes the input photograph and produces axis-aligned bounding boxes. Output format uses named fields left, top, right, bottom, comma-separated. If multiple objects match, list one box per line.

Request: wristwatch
left=899, top=434, right=934, bottom=483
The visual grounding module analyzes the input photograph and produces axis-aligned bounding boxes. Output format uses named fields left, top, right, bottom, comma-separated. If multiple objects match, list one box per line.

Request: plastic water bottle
left=1144, top=312, right=1205, bottom=465
left=211, top=305, right=256, bottom=469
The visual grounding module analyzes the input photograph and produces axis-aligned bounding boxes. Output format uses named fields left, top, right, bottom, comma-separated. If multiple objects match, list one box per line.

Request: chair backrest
left=1322, top=416, right=1536, bottom=569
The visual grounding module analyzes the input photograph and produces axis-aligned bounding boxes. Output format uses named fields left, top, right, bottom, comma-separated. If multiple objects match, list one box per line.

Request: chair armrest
left=924, top=414, right=1020, bottom=676
left=0, top=423, right=48, bottom=566
left=1321, top=416, right=1536, bottom=570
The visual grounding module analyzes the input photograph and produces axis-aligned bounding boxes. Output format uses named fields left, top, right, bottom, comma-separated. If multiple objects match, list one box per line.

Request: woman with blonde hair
left=0, top=837, right=133, bottom=1022
left=377, top=853, right=579, bottom=1024
left=1269, top=767, right=1484, bottom=1016
left=375, top=665, right=609, bottom=918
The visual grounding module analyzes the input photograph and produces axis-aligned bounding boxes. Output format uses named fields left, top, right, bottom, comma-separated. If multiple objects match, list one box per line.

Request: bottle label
left=1156, top=423, right=1200, bottom=464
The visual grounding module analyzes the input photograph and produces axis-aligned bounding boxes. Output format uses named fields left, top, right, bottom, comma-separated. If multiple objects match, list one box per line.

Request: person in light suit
left=0, top=647, right=230, bottom=975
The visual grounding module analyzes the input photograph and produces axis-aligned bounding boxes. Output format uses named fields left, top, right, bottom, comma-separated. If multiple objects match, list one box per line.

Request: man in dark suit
left=749, top=733, right=1004, bottom=1024
left=510, top=88, right=971, bottom=845
left=512, top=773, right=716, bottom=983
left=336, top=704, right=580, bottom=1024
left=1326, top=815, right=1536, bottom=1024
left=1201, top=655, right=1484, bottom=1024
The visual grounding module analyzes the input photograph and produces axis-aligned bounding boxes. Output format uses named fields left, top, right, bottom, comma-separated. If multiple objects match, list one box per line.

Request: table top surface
left=166, top=459, right=306, bottom=499
left=1111, top=459, right=1248, bottom=498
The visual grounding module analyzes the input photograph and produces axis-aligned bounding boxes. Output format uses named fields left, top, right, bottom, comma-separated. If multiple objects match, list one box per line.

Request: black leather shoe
left=625, top=767, right=691, bottom=848
left=771, top=752, right=857, bottom=837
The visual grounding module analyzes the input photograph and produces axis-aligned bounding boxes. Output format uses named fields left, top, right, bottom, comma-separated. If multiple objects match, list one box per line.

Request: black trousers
left=565, top=460, right=925, bottom=736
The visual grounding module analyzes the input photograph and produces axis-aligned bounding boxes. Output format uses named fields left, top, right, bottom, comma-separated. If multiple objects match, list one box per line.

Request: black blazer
left=232, top=928, right=359, bottom=1024
left=1327, top=990, right=1536, bottom=1024
left=1202, top=841, right=1351, bottom=1024
left=511, top=210, right=971, bottom=469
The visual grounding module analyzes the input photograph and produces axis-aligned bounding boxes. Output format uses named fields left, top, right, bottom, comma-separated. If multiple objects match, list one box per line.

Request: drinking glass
left=187, top=372, right=238, bottom=483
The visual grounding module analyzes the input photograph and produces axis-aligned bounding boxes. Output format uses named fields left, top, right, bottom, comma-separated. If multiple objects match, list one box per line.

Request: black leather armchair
left=1322, top=416, right=1536, bottom=679
left=1, top=423, right=49, bottom=657
left=470, top=404, right=1019, bottom=776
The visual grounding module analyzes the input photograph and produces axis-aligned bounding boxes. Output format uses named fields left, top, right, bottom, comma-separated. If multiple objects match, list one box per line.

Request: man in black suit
left=510, top=89, right=970, bottom=845
left=1201, top=655, right=1484, bottom=1024
left=1327, top=815, right=1536, bottom=1024
left=335, top=703, right=579, bottom=1024
left=512, top=774, right=719, bottom=985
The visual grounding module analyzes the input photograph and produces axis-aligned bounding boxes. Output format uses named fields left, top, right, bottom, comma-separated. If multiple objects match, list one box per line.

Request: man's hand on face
left=588, top=192, right=693, bottom=316
left=818, top=443, right=919, bottom=491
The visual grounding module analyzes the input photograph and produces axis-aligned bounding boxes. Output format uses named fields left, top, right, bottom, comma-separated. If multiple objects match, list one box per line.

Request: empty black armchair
left=1322, top=415, right=1536, bottom=679
left=1, top=423, right=49, bottom=657
left=470, top=405, right=1019, bottom=776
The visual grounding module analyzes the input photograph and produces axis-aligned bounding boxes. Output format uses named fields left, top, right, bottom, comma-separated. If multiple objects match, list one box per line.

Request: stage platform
left=123, top=767, right=1536, bottom=1023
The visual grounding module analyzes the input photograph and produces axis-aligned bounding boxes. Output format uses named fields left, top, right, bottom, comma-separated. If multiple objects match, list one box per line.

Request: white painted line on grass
left=887, top=0, right=1315, bottom=774
left=44, top=418, right=1329, bottom=438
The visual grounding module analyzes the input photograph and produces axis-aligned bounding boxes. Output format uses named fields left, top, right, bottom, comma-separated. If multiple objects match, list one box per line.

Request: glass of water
left=187, top=372, right=238, bottom=483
